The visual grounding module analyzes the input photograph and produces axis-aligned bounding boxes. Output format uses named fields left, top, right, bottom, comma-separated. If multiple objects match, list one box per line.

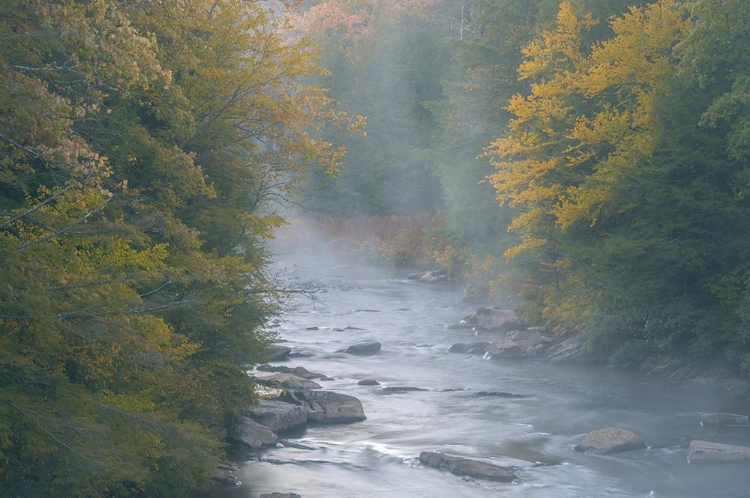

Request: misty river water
left=213, top=245, right=750, bottom=498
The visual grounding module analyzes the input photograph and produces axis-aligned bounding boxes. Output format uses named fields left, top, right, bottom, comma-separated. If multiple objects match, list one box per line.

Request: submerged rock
left=419, top=451, right=516, bottom=482
left=248, top=400, right=308, bottom=433
left=688, top=440, right=750, bottom=463
left=280, top=390, right=366, bottom=424
left=574, top=427, right=646, bottom=454
left=342, top=341, right=382, bottom=356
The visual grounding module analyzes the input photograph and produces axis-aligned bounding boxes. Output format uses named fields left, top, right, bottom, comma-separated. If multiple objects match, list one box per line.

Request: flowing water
left=213, top=248, right=750, bottom=498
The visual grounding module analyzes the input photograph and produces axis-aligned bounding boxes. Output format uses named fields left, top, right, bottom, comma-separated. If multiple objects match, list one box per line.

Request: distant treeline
left=297, top=1, right=750, bottom=374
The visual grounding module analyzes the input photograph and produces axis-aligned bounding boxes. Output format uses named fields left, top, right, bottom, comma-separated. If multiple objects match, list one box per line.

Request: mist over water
left=212, top=229, right=750, bottom=498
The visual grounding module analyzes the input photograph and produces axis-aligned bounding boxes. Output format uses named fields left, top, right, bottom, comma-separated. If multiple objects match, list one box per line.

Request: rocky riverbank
left=209, top=296, right=750, bottom=495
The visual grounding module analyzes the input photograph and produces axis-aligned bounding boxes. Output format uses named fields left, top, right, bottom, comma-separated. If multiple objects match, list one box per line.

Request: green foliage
left=0, top=0, right=353, bottom=495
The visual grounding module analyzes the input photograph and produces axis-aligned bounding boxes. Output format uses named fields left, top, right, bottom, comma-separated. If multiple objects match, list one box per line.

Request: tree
left=0, top=0, right=355, bottom=495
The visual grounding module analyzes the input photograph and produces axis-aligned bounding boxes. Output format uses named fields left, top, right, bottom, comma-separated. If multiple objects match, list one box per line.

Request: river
left=213, top=246, right=750, bottom=498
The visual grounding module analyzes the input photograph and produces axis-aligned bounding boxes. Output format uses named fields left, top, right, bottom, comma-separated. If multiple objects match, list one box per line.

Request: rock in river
left=266, top=344, right=292, bottom=361
left=574, top=427, right=646, bottom=454
left=688, top=440, right=750, bottom=463
left=342, top=341, right=381, bottom=356
left=229, top=416, right=278, bottom=449
left=280, top=390, right=367, bottom=424
left=419, top=451, right=516, bottom=482
left=248, top=400, right=308, bottom=433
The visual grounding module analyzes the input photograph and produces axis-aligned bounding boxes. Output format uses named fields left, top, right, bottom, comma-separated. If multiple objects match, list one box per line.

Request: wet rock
left=574, top=427, right=646, bottom=454
left=342, top=341, right=381, bottom=356
left=266, top=344, right=292, bottom=361
left=448, top=342, right=491, bottom=354
left=464, top=307, right=520, bottom=331
left=358, top=379, right=380, bottom=386
left=254, top=373, right=322, bottom=390
left=688, top=440, right=750, bottom=463
left=248, top=400, right=308, bottom=433
left=280, top=390, right=366, bottom=424
left=419, top=451, right=516, bottom=482
left=700, top=413, right=750, bottom=428
left=260, top=493, right=302, bottom=498
left=229, top=416, right=278, bottom=449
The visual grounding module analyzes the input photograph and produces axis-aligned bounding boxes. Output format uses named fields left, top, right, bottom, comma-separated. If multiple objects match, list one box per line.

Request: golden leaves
left=486, top=0, right=691, bottom=258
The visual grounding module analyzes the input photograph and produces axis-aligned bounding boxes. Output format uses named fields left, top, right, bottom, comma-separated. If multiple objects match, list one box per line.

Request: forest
left=1, top=0, right=750, bottom=496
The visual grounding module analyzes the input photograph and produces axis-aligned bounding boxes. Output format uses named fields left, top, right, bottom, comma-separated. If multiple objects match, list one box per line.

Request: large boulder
left=419, top=451, right=516, bottom=482
left=487, top=329, right=548, bottom=359
left=266, top=344, right=292, bottom=361
left=688, top=440, right=750, bottom=463
left=229, top=416, right=278, bottom=449
left=342, top=341, right=381, bottom=356
left=280, top=390, right=366, bottom=424
left=574, top=427, right=646, bottom=454
left=248, top=400, right=308, bottom=433
left=700, top=413, right=750, bottom=428
left=255, top=373, right=322, bottom=390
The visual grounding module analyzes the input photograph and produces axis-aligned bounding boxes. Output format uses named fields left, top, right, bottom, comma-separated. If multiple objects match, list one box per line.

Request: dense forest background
left=2, top=0, right=750, bottom=496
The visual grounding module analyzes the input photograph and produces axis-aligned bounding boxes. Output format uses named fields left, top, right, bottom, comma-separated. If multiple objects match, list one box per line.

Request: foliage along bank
left=295, top=0, right=750, bottom=378
left=0, top=1, right=361, bottom=496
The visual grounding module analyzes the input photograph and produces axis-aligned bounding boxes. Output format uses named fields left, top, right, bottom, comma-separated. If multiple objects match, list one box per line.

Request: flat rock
left=688, top=440, right=750, bottom=463
left=343, top=341, right=381, bottom=356
left=701, top=413, right=750, bottom=427
left=280, top=390, right=366, bottom=424
left=229, top=416, right=278, bottom=449
left=574, top=427, right=646, bottom=454
left=255, top=373, right=322, bottom=390
left=248, top=400, right=308, bottom=433
left=419, top=451, right=516, bottom=482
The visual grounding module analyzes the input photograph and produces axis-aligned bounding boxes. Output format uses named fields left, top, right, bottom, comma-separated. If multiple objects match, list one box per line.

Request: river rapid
left=214, top=246, right=750, bottom=498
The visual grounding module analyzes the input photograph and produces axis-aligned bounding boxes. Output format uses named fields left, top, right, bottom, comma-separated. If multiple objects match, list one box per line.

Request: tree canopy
left=0, top=0, right=357, bottom=495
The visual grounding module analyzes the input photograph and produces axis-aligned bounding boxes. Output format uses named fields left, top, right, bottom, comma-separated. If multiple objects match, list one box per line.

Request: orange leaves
left=486, top=0, right=691, bottom=259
